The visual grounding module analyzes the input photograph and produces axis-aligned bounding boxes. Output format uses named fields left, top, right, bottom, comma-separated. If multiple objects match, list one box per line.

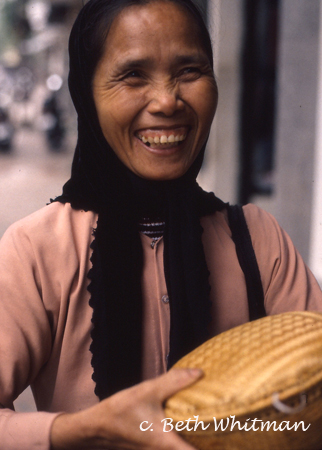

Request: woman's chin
left=130, top=163, right=191, bottom=181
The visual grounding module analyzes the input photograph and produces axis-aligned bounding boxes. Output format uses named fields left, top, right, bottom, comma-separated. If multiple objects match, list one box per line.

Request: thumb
left=154, top=368, right=203, bottom=402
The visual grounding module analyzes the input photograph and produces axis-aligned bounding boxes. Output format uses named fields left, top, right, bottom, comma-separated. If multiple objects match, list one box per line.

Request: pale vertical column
left=198, top=0, right=242, bottom=203
left=273, top=0, right=320, bottom=262
left=309, top=1, right=322, bottom=285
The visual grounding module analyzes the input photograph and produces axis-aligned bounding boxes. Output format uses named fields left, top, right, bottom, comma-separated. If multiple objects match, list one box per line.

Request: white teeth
left=139, top=133, right=187, bottom=144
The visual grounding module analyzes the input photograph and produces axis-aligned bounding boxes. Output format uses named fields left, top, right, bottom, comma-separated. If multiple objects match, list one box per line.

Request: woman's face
left=92, top=1, right=218, bottom=181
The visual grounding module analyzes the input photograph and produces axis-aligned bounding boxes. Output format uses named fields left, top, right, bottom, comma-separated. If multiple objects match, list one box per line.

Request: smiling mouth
left=136, top=129, right=188, bottom=149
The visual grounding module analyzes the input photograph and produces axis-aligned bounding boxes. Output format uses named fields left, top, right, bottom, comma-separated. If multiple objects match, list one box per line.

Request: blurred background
left=1, top=0, right=322, bottom=409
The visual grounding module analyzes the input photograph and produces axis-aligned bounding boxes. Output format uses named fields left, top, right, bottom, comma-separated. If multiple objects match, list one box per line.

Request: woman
left=0, top=0, right=322, bottom=449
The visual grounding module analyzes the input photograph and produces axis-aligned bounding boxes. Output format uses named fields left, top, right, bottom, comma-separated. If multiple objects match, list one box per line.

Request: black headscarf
left=54, top=0, right=226, bottom=400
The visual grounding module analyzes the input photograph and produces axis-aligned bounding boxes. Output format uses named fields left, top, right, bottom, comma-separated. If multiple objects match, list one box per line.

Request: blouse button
left=161, top=295, right=170, bottom=304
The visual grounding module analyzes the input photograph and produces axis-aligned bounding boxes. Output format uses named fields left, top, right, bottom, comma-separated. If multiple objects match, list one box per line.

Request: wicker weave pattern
left=164, top=312, right=322, bottom=450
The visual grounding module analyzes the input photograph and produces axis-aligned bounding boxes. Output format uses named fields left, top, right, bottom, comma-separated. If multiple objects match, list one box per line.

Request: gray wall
left=273, top=0, right=321, bottom=261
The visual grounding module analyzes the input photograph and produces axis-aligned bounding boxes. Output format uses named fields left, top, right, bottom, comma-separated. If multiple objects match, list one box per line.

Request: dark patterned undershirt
left=138, top=217, right=165, bottom=248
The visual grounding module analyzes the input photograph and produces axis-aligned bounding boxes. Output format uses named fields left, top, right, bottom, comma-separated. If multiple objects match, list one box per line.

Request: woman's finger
left=152, top=368, right=203, bottom=403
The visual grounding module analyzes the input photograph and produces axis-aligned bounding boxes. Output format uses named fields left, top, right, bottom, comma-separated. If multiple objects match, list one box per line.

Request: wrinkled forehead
left=108, top=1, right=203, bottom=36
left=106, top=1, right=213, bottom=63
left=101, top=2, right=209, bottom=64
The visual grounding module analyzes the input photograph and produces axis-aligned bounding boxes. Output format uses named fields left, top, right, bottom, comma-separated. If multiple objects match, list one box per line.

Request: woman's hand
left=50, top=368, right=202, bottom=450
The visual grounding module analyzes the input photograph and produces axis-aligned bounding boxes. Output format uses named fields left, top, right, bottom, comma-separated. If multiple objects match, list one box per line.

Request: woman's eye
left=121, top=70, right=147, bottom=86
left=180, top=67, right=202, bottom=79
left=184, top=67, right=199, bottom=73
left=124, top=71, right=141, bottom=79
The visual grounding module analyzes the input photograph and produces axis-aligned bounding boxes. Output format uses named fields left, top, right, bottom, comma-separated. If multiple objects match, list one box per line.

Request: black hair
left=80, top=0, right=214, bottom=82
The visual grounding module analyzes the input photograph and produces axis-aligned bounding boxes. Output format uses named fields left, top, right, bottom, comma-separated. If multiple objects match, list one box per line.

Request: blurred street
left=0, top=126, right=74, bottom=238
left=0, top=126, right=75, bottom=412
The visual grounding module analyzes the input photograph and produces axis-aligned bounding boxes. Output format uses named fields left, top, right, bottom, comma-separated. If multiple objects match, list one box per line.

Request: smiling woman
left=0, top=1, right=322, bottom=450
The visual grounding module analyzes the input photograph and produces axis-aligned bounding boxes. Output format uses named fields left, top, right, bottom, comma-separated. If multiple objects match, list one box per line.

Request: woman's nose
left=147, top=84, right=184, bottom=116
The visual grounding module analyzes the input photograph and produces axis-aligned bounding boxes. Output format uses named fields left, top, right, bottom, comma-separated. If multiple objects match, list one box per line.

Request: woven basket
left=164, top=311, right=322, bottom=450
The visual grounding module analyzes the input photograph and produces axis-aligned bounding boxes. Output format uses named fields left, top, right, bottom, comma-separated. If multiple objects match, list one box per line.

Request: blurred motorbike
left=41, top=74, right=65, bottom=151
left=0, top=107, right=14, bottom=152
